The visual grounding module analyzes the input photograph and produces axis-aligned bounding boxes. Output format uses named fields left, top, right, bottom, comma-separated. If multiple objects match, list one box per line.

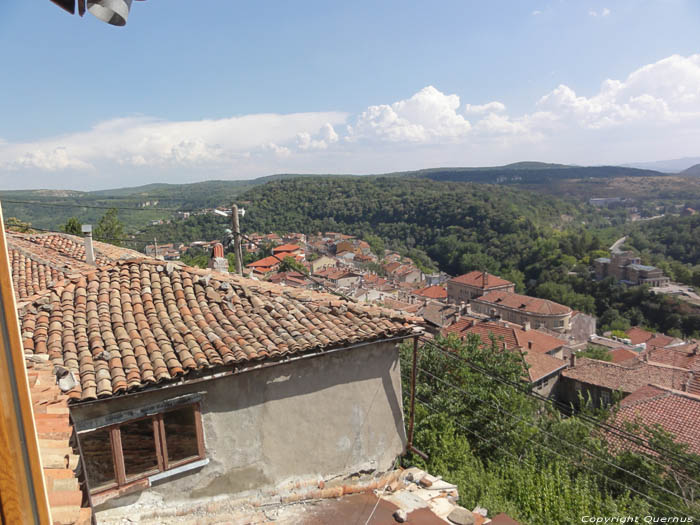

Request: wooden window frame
left=84, top=402, right=205, bottom=495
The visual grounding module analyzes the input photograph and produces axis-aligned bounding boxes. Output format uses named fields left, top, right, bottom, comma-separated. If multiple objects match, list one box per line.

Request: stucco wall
left=71, top=340, right=407, bottom=521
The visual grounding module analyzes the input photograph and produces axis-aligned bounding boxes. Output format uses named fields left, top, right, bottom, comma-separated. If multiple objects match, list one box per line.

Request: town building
left=444, top=318, right=568, bottom=396
left=7, top=230, right=421, bottom=522
left=471, top=290, right=572, bottom=333
left=608, top=385, right=700, bottom=456
left=594, top=251, right=670, bottom=287
left=559, top=357, right=694, bottom=408
left=446, top=271, right=515, bottom=304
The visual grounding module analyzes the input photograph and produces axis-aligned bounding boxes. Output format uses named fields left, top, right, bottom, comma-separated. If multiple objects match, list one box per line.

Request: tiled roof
left=475, top=290, right=572, bottom=316
left=449, top=271, right=513, bottom=289
left=445, top=319, right=566, bottom=355
left=642, top=344, right=700, bottom=371
left=380, top=297, right=421, bottom=314
left=28, top=359, right=91, bottom=524
left=522, top=351, right=567, bottom=382
left=9, top=247, right=66, bottom=300
left=246, top=255, right=282, bottom=268
left=645, top=334, right=678, bottom=349
left=384, top=262, right=401, bottom=273
left=272, top=244, right=301, bottom=253
left=6, top=232, right=143, bottom=303
left=562, top=358, right=692, bottom=393
left=19, top=260, right=418, bottom=402
left=609, top=348, right=639, bottom=364
left=443, top=320, right=566, bottom=382
left=612, top=385, right=700, bottom=455
left=412, top=285, right=447, bottom=300
left=418, top=302, right=460, bottom=327
left=626, top=327, right=654, bottom=345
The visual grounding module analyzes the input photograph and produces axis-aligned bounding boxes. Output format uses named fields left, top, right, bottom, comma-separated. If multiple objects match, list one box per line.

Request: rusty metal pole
left=407, top=335, right=418, bottom=451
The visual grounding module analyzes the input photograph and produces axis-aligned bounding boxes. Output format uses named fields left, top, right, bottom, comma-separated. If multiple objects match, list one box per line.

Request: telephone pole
left=232, top=204, right=243, bottom=275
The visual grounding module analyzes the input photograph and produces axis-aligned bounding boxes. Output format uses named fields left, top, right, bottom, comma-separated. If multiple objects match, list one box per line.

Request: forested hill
left=408, top=162, right=664, bottom=184
left=212, top=177, right=599, bottom=278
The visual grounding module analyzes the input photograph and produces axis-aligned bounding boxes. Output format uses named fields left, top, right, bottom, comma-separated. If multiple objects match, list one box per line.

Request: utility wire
left=420, top=336, right=700, bottom=472
left=412, top=394, right=694, bottom=519
left=423, top=335, right=700, bottom=477
left=415, top=364, right=691, bottom=504
left=413, top=395, right=695, bottom=519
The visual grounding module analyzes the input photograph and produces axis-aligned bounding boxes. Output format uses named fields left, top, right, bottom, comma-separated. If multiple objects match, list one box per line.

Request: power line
left=423, top=335, right=700, bottom=476
left=414, top=364, right=691, bottom=504
left=412, top=395, right=694, bottom=519
left=420, top=336, right=700, bottom=472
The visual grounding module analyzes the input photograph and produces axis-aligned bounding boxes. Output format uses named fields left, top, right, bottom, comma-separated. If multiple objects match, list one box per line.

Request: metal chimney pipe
left=82, top=225, right=96, bottom=266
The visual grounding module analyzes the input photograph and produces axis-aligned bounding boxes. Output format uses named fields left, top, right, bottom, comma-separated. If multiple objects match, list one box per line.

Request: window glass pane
left=164, top=406, right=199, bottom=464
left=120, top=418, right=159, bottom=479
left=81, top=428, right=116, bottom=490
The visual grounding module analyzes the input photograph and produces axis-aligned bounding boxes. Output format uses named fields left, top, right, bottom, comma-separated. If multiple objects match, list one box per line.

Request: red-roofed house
left=609, top=348, right=639, bottom=364
left=246, top=255, right=283, bottom=275
left=447, top=271, right=515, bottom=304
left=559, top=357, right=694, bottom=408
left=472, top=290, right=572, bottom=333
left=411, top=285, right=447, bottom=303
left=272, top=244, right=303, bottom=258
left=444, top=319, right=568, bottom=395
left=609, top=385, right=700, bottom=456
left=626, top=327, right=654, bottom=346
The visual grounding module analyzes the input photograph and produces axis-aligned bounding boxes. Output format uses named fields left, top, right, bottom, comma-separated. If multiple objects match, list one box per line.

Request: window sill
left=149, top=458, right=209, bottom=484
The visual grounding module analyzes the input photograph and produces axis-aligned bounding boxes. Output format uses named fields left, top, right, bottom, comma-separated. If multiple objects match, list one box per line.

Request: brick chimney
left=528, top=341, right=533, bottom=350
left=569, top=353, right=576, bottom=367
left=523, top=321, right=530, bottom=331
left=81, top=225, right=95, bottom=266
left=208, top=242, right=228, bottom=273
left=482, top=271, right=489, bottom=288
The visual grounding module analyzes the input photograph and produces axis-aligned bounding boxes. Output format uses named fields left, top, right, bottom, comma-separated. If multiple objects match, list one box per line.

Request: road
left=609, top=236, right=627, bottom=254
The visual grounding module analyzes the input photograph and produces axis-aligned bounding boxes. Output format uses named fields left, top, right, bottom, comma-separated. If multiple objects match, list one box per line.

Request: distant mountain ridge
left=622, top=156, right=700, bottom=173
left=681, top=163, right=700, bottom=177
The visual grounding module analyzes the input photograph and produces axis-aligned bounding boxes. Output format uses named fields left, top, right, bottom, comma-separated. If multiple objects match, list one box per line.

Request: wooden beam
left=0, top=208, right=51, bottom=524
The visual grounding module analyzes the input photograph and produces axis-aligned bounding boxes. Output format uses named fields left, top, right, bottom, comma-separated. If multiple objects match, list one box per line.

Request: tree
left=61, top=217, right=82, bottom=235
left=94, top=208, right=125, bottom=246
left=278, top=256, right=306, bottom=274
left=4, top=217, right=34, bottom=233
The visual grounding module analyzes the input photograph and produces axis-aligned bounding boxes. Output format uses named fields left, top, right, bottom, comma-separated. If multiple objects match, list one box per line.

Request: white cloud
left=537, top=54, right=700, bottom=128
left=347, top=86, right=471, bottom=143
left=464, top=101, right=507, bottom=115
left=589, top=8, right=611, bottom=17
left=2, top=54, right=700, bottom=189
left=532, top=10, right=542, bottom=16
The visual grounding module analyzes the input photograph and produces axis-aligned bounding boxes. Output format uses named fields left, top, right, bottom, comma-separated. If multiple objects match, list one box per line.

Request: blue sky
left=1, top=1, right=699, bottom=189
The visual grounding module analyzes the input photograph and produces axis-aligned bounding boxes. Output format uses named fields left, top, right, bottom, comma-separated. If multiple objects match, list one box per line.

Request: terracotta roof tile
left=20, top=260, right=417, bottom=401
left=444, top=319, right=566, bottom=382
left=27, top=359, right=90, bottom=524
left=272, top=244, right=301, bottom=253
left=412, top=285, right=447, bottom=300
left=475, top=290, right=572, bottom=316
left=449, top=271, right=513, bottom=289
left=444, top=319, right=566, bottom=355
left=611, top=385, right=700, bottom=455
left=562, top=358, right=692, bottom=393
left=625, top=327, right=654, bottom=345
left=522, top=351, right=567, bottom=382
left=609, top=348, right=639, bottom=364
